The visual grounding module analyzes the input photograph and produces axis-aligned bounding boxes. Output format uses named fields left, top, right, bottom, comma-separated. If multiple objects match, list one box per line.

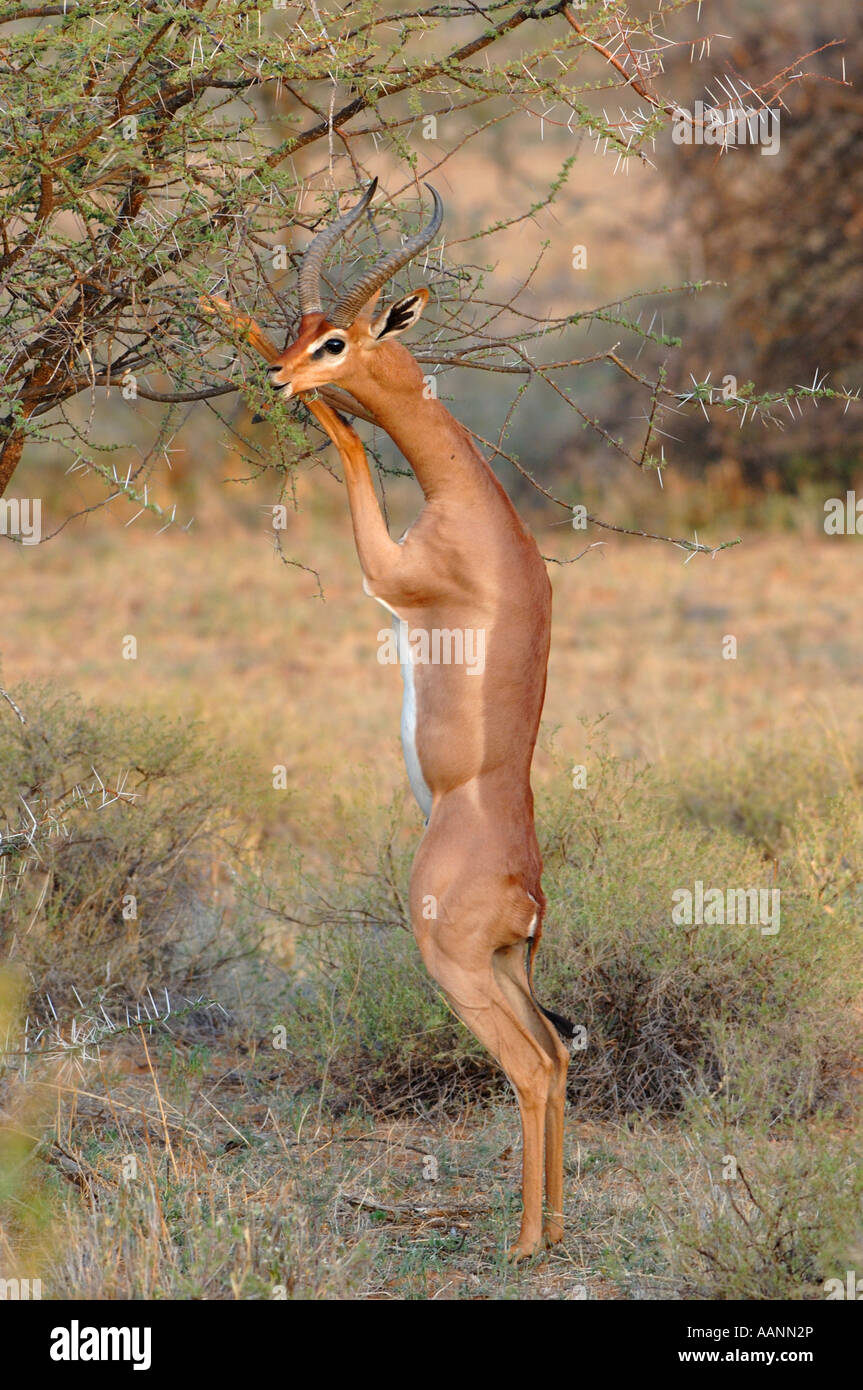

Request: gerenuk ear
left=369, top=287, right=430, bottom=341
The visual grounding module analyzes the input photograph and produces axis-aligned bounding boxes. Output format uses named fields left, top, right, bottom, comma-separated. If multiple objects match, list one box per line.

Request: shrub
left=0, top=682, right=254, bottom=1016
left=645, top=1117, right=863, bottom=1300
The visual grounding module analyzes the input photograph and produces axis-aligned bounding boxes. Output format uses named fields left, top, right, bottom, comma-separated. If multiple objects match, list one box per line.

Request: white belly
left=394, top=615, right=433, bottom=818
left=364, top=577, right=433, bottom=817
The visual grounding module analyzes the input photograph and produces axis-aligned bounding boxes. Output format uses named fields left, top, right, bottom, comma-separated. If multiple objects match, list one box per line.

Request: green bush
left=536, top=741, right=862, bottom=1122
left=0, top=682, right=254, bottom=1014
left=644, top=1117, right=863, bottom=1300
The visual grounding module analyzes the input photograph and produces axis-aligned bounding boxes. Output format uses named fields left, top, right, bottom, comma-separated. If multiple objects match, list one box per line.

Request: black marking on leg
left=525, top=938, right=575, bottom=1040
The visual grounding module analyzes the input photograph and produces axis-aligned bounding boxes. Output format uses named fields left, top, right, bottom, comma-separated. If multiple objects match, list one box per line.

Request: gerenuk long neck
left=347, top=348, right=501, bottom=505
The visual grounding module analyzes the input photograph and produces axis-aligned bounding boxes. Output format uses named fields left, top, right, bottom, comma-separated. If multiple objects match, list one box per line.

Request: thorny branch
left=0, top=0, right=856, bottom=557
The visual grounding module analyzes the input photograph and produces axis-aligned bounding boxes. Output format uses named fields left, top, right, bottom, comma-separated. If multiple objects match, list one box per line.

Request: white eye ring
left=310, top=335, right=347, bottom=360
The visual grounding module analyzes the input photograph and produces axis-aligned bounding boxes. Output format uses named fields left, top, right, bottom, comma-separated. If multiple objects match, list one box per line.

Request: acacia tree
left=0, top=0, right=854, bottom=551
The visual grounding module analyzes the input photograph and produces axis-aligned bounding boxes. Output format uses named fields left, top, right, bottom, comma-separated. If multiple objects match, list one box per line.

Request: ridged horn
left=297, top=178, right=378, bottom=317
left=328, top=185, right=443, bottom=329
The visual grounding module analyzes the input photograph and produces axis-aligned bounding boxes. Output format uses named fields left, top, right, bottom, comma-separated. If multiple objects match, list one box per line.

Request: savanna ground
left=1, top=462, right=862, bottom=1301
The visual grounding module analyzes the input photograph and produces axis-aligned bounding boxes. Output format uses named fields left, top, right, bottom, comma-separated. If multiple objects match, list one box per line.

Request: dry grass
left=0, top=1005, right=682, bottom=1301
